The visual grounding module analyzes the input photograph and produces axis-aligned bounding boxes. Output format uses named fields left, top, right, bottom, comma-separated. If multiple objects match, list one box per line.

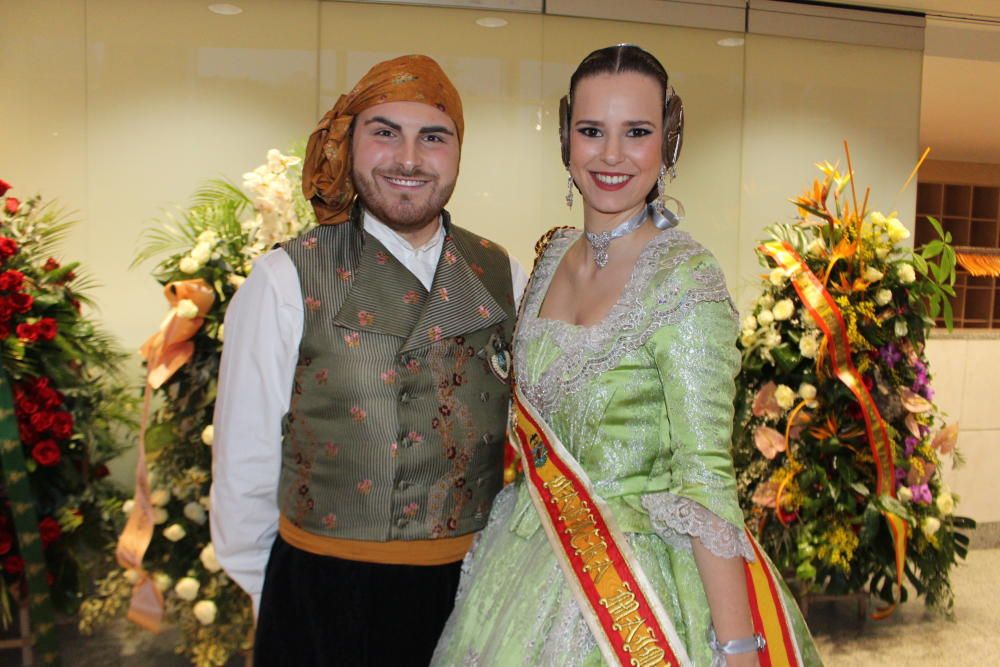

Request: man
left=210, top=55, right=527, bottom=666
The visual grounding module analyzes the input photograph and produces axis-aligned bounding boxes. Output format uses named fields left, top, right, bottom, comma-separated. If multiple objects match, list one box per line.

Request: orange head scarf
left=302, top=54, right=464, bottom=225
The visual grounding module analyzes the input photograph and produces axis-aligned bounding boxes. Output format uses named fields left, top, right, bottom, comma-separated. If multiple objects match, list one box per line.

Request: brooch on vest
left=486, top=332, right=511, bottom=383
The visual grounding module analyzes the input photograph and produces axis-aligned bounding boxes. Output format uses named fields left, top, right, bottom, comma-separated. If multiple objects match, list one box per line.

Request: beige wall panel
left=85, top=0, right=320, bottom=348
left=319, top=3, right=545, bottom=267
left=939, top=429, right=1000, bottom=524
left=0, top=1, right=88, bottom=252
left=538, top=16, right=746, bottom=286
left=737, top=34, right=923, bottom=312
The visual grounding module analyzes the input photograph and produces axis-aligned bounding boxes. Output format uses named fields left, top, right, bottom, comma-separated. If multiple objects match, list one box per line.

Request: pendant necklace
left=584, top=205, right=650, bottom=269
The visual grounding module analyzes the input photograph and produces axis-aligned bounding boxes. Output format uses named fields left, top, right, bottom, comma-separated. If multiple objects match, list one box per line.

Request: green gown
left=431, top=228, right=822, bottom=666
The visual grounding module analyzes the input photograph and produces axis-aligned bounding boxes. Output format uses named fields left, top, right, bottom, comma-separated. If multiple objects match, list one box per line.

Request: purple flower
left=894, top=468, right=908, bottom=486
left=910, top=483, right=932, bottom=505
left=880, top=343, right=902, bottom=369
left=904, top=436, right=919, bottom=457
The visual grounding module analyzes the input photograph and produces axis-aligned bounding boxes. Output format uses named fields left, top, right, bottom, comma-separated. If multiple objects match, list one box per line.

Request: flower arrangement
left=732, top=152, right=975, bottom=617
left=78, top=149, right=314, bottom=666
left=0, top=180, right=132, bottom=633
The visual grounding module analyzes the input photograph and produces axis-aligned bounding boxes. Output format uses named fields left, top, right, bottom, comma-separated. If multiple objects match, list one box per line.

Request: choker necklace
left=585, top=205, right=650, bottom=269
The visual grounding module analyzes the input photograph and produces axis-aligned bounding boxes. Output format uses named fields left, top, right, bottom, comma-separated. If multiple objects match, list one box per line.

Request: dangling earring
left=565, top=173, right=574, bottom=209
left=652, top=164, right=685, bottom=230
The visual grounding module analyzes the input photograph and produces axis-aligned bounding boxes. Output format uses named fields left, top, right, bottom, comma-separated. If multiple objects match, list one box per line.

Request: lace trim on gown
left=640, top=492, right=755, bottom=561
left=515, top=228, right=734, bottom=418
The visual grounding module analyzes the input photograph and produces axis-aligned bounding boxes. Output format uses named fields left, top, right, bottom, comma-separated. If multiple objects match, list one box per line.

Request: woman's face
left=568, top=72, right=664, bottom=217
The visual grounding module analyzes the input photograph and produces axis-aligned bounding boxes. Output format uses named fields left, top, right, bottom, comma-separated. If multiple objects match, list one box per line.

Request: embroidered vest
left=279, top=208, right=515, bottom=541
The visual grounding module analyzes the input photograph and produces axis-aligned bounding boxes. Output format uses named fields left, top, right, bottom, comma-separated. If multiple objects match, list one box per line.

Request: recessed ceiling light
left=717, top=37, right=745, bottom=47
left=476, top=17, right=508, bottom=28
left=208, top=3, right=243, bottom=15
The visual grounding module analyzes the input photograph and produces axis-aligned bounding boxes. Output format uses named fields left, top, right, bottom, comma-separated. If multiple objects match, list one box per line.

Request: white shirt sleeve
left=210, top=249, right=302, bottom=619
left=509, top=254, right=529, bottom=312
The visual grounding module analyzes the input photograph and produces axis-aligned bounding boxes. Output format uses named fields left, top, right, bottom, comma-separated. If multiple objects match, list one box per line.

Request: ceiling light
left=476, top=17, right=508, bottom=28
left=208, top=3, right=243, bottom=15
left=717, top=37, right=745, bottom=47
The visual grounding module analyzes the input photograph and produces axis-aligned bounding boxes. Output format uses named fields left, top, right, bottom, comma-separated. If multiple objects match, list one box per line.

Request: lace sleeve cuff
left=640, top=492, right=755, bottom=561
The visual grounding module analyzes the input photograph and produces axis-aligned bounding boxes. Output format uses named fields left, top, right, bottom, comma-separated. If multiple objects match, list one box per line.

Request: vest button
left=396, top=480, right=411, bottom=491
left=482, top=433, right=493, bottom=445
left=479, top=392, right=490, bottom=402
left=396, top=517, right=409, bottom=528
left=399, top=391, right=411, bottom=403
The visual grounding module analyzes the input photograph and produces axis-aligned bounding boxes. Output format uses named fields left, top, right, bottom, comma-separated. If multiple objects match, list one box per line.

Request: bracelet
left=708, top=628, right=766, bottom=655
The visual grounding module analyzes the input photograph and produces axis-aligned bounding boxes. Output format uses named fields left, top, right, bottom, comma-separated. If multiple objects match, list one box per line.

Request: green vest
left=279, top=207, right=515, bottom=541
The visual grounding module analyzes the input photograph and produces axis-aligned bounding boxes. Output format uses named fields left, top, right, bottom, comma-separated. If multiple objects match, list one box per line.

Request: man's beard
left=352, top=166, right=456, bottom=233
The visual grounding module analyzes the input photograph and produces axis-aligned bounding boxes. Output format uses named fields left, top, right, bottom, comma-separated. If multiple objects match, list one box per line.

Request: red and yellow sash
left=761, top=240, right=907, bottom=619
left=511, top=385, right=803, bottom=667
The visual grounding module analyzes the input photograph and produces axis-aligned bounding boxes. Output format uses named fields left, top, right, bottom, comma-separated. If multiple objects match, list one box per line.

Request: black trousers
left=253, top=535, right=463, bottom=667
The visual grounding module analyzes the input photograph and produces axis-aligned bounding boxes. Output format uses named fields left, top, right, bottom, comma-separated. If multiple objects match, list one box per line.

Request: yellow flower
left=817, top=523, right=859, bottom=573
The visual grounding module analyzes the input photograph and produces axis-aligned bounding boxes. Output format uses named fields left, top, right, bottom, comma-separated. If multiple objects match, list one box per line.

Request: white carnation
left=799, top=334, right=819, bottom=359
left=922, top=516, right=941, bottom=537
left=897, top=486, right=913, bottom=503
left=153, top=572, right=173, bottom=592
left=150, top=488, right=171, bottom=507
left=153, top=508, right=169, bottom=525
left=772, top=299, right=795, bottom=321
left=163, top=523, right=187, bottom=542
left=193, top=600, right=218, bottom=626
left=197, top=230, right=219, bottom=245
left=774, top=384, right=796, bottom=410
left=897, top=263, right=916, bottom=284
left=201, top=425, right=214, bottom=447
left=190, top=242, right=212, bottom=264
left=123, top=569, right=140, bottom=585
left=895, top=319, right=909, bottom=337
left=863, top=266, right=884, bottom=283
left=886, top=217, right=911, bottom=243
left=178, top=256, right=201, bottom=274
left=200, top=543, right=222, bottom=573
left=742, top=315, right=758, bottom=331
left=936, top=492, right=955, bottom=515
left=174, top=577, right=200, bottom=602
left=184, top=502, right=207, bottom=526
left=875, top=289, right=893, bottom=306
left=798, top=383, right=817, bottom=400
left=769, top=267, right=787, bottom=287
left=757, top=309, right=775, bottom=326
left=758, top=294, right=775, bottom=309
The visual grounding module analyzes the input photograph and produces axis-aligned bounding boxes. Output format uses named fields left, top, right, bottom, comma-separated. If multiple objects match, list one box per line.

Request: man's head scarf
left=302, top=54, right=464, bottom=225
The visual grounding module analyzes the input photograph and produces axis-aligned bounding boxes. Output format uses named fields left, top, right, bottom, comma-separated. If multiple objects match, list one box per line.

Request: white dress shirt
left=210, top=212, right=528, bottom=617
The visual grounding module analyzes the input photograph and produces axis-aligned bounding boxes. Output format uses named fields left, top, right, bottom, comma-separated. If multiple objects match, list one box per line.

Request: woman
left=432, top=45, right=821, bottom=667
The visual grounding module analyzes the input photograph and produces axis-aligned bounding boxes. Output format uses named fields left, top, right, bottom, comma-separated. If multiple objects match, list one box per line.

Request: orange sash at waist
left=279, top=515, right=475, bottom=565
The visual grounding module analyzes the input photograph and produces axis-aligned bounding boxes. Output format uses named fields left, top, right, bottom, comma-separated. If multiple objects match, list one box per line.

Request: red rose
left=0, top=530, right=12, bottom=556
left=31, top=440, right=61, bottom=467
left=16, top=323, right=38, bottom=343
left=29, top=411, right=54, bottom=433
left=10, top=292, right=33, bottom=313
left=4, top=198, right=19, bottom=215
left=43, top=258, right=60, bottom=272
left=0, top=270, right=24, bottom=291
left=34, top=377, right=49, bottom=390
left=38, top=517, right=61, bottom=547
left=0, top=304, right=13, bottom=322
left=4, top=555, right=24, bottom=575
left=0, top=237, right=16, bottom=259
left=0, top=180, right=11, bottom=197
left=0, top=324, right=8, bottom=340
left=51, top=412, right=73, bottom=439
left=16, top=397, right=38, bottom=415
left=39, top=388, right=62, bottom=410
left=36, top=318, right=57, bottom=342
left=17, top=424, right=36, bottom=446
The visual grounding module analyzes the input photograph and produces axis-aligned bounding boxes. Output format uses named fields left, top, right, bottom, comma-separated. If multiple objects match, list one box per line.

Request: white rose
left=772, top=299, right=795, bottom=321
left=122, top=499, right=135, bottom=515
left=799, top=334, right=819, bottom=359
left=936, top=492, right=955, bottom=515
left=153, top=508, right=169, bottom=525
left=193, top=600, right=218, bottom=626
left=742, top=315, right=758, bottom=331
left=897, top=263, right=916, bottom=284
left=769, top=267, right=787, bottom=287
left=886, top=217, right=911, bottom=243
left=757, top=309, right=775, bottom=326
left=153, top=572, right=172, bottom=592
left=227, top=274, right=246, bottom=290
left=897, top=486, right=913, bottom=503
left=200, top=543, right=222, bottom=573
left=163, top=523, right=187, bottom=542
left=774, top=384, right=796, bottom=410
left=150, top=488, right=171, bottom=507
left=201, top=425, right=214, bottom=447
left=875, top=289, right=893, bottom=306
left=895, top=319, right=909, bottom=337
left=190, top=242, right=212, bottom=264
left=123, top=569, right=140, bottom=585
left=758, top=294, right=774, bottom=309
left=184, top=502, right=207, bottom=526
left=174, top=577, right=200, bottom=602
left=922, top=516, right=941, bottom=537
left=178, top=256, right=201, bottom=274
left=175, top=298, right=199, bottom=320
left=798, top=383, right=817, bottom=400
left=862, top=266, right=884, bottom=283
